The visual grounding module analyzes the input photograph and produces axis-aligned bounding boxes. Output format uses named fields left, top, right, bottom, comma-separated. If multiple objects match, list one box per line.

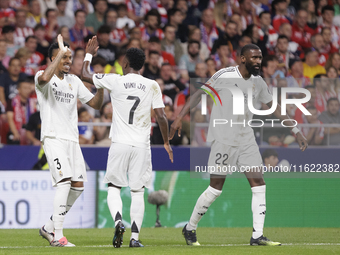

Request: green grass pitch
left=1, top=228, right=339, bottom=255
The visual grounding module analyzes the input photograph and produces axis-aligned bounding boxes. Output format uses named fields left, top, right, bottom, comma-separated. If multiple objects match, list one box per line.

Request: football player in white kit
left=170, top=44, right=308, bottom=246
left=81, top=40, right=174, bottom=248
left=36, top=35, right=104, bottom=247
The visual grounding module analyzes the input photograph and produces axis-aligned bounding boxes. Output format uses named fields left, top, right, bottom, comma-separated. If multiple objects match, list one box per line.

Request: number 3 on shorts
left=54, top=158, right=61, bottom=170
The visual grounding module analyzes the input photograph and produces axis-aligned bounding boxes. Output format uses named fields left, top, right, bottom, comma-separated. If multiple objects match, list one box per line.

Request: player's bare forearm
left=177, top=89, right=204, bottom=120
left=86, top=88, right=103, bottom=110
left=38, top=50, right=65, bottom=86
left=81, top=61, right=94, bottom=85
left=155, top=108, right=170, bottom=144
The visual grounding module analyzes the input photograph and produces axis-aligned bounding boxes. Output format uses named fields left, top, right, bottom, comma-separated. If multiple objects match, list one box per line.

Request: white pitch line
left=1, top=243, right=340, bottom=249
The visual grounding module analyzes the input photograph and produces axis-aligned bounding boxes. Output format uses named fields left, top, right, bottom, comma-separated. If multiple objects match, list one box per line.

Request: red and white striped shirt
left=126, top=0, right=151, bottom=18
left=110, top=28, right=127, bottom=44
left=140, top=25, right=164, bottom=42
left=157, top=2, right=168, bottom=25
left=25, top=52, right=44, bottom=76
left=14, top=27, right=34, bottom=47
left=0, top=8, right=15, bottom=19
left=258, top=25, right=278, bottom=52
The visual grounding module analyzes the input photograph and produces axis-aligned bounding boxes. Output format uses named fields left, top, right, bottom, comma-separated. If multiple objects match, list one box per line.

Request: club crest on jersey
left=95, top=74, right=105, bottom=79
left=69, top=84, right=73, bottom=90
left=59, top=171, right=63, bottom=177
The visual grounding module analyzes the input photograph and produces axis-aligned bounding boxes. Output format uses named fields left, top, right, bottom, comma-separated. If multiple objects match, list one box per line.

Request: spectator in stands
left=222, top=21, right=240, bottom=53
left=140, top=9, right=163, bottom=43
left=161, top=24, right=183, bottom=65
left=213, top=40, right=236, bottom=69
left=66, top=0, right=94, bottom=19
left=25, top=110, right=41, bottom=146
left=262, top=149, right=280, bottom=168
left=318, top=97, right=340, bottom=145
left=94, top=101, right=112, bottom=146
left=321, top=27, right=338, bottom=55
left=6, top=79, right=36, bottom=145
left=314, top=73, right=335, bottom=112
left=303, top=48, right=326, bottom=80
left=34, top=24, right=50, bottom=58
left=295, top=85, right=320, bottom=123
left=116, top=3, right=135, bottom=30
left=311, top=33, right=329, bottom=66
left=70, top=9, right=92, bottom=49
left=278, top=23, right=299, bottom=54
left=3, top=25, right=20, bottom=57
left=126, top=38, right=142, bottom=49
left=178, top=40, right=202, bottom=81
left=106, top=9, right=128, bottom=48
left=175, top=0, right=199, bottom=28
left=78, top=107, right=95, bottom=144
left=125, top=0, right=151, bottom=25
left=243, top=24, right=268, bottom=55
left=258, top=11, right=277, bottom=53
left=56, top=0, right=74, bottom=29
left=286, top=58, right=311, bottom=88
left=206, top=58, right=217, bottom=77
left=14, top=47, right=32, bottom=75
left=317, top=6, right=340, bottom=49
left=160, top=63, right=186, bottom=102
left=325, top=52, right=340, bottom=76
left=300, top=105, right=324, bottom=145
left=0, top=0, right=16, bottom=27
left=167, top=8, right=189, bottom=43
left=156, top=78, right=172, bottom=106
left=85, top=0, right=108, bottom=33
left=24, top=35, right=44, bottom=76
left=275, top=35, right=295, bottom=75
left=44, top=9, right=59, bottom=42
left=26, top=0, right=46, bottom=28
left=74, top=47, right=85, bottom=59
left=272, top=0, right=291, bottom=32
left=182, top=27, right=210, bottom=62
left=0, top=40, right=10, bottom=73
left=239, top=0, right=256, bottom=30
left=232, top=34, right=252, bottom=59
left=199, top=8, right=221, bottom=51
left=194, top=62, right=208, bottom=79
left=326, top=66, right=340, bottom=97
left=96, top=25, right=117, bottom=65
left=300, top=0, right=318, bottom=29
left=14, top=10, right=34, bottom=47
left=143, top=50, right=161, bottom=80
left=291, top=9, right=314, bottom=49
left=261, top=55, right=279, bottom=88
left=110, top=48, right=125, bottom=75
left=0, top=58, right=27, bottom=107
left=70, top=57, right=83, bottom=77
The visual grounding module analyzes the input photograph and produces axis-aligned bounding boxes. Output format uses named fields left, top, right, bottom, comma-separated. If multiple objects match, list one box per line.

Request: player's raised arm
left=169, top=88, right=205, bottom=140
left=38, top=34, right=69, bottom=87
left=81, top=36, right=99, bottom=85
left=154, top=108, right=173, bottom=163
left=268, top=101, right=308, bottom=151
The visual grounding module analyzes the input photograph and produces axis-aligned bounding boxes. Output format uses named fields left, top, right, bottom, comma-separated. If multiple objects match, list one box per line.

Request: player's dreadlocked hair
left=240, top=44, right=260, bottom=57
left=48, top=41, right=70, bottom=61
left=125, top=48, right=146, bottom=71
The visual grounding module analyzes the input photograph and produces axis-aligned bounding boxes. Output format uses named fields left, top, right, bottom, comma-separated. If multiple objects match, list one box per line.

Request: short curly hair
left=125, top=48, right=145, bottom=71
left=48, top=41, right=70, bottom=61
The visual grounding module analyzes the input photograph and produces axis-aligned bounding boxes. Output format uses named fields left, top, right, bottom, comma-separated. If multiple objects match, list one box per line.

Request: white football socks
left=107, top=186, right=123, bottom=227
left=251, top=185, right=266, bottom=239
left=187, top=186, right=222, bottom=231
left=45, top=186, right=84, bottom=234
left=130, top=188, right=144, bottom=240
left=53, top=181, right=71, bottom=240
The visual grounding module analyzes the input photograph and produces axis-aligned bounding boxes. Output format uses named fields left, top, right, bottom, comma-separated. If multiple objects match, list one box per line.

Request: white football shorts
left=104, top=142, right=152, bottom=190
left=43, top=137, right=87, bottom=186
left=207, top=140, right=262, bottom=175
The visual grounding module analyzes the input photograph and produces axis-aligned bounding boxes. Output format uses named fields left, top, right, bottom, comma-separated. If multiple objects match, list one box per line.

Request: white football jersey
left=204, top=65, right=272, bottom=146
left=92, top=73, right=165, bottom=148
left=35, top=71, right=94, bottom=142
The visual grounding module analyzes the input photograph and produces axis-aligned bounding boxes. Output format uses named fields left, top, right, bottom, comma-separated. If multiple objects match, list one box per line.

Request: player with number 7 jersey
left=81, top=45, right=173, bottom=248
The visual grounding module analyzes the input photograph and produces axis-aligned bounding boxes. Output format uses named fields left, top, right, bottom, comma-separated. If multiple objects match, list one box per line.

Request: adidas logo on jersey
left=78, top=175, right=83, bottom=179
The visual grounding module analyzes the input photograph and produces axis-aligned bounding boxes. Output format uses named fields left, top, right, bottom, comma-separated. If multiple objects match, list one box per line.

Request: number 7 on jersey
left=127, top=96, right=140, bottom=124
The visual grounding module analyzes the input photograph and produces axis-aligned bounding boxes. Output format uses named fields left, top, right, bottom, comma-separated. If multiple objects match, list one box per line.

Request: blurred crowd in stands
left=1, top=0, right=340, bottom=146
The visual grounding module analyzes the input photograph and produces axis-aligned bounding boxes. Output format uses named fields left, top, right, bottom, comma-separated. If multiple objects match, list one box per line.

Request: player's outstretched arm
left=169, top=88, right=205, bottom=140
left=268, top=101, right=308, bottom=151
left=38, top=34, right=68, bottom=87
left=155, top=108, right=173, bottom=163
left=81, top=36, right=99, bottom=85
